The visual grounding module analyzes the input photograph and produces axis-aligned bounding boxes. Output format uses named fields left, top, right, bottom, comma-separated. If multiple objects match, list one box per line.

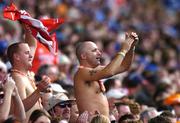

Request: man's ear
left=13, top=53, right=20, bottom=61
left=81, top=53, right=86, bottom=60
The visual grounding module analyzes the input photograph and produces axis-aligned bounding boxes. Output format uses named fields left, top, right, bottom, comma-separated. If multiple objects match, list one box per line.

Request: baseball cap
left=45, top=93, right=75, bottom=111
left=59, top=54, right=71, bottom=65
left=50, top=83, right=67, bottom=94
left=106, top=88, right=128, bottom=99
left=164, top=93, right=180, bottom=105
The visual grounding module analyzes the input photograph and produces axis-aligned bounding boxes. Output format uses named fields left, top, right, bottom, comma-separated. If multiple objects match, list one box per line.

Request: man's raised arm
left=25, top=31, right=37, bottom=58
left=115, top=32, right=138, bottom=72
left=101, top=32, right=138, bottom=75
left=22, top=24, right=37, bottom=58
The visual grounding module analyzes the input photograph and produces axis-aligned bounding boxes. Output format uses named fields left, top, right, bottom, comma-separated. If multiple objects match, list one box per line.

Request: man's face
left=0, top=68, right=7, bottom=82
left=54, top=102, right=72, bottom=121
left=173, top=104, right=180, bottom=117
left=117, top=105, right=131, bottom=118
left=46, top=65, right=59, bottom=82
left=16, top=43, right=33, bottom=68
left=84, top=42, right=102, bottom=67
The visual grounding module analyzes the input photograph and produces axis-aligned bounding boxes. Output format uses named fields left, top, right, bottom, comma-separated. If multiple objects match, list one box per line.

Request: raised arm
left=24, top=31, right=37, bottom=59
left=22, top=24, right=37, bottom=59
left=0, top=77, right=15, bottom=122
left=76, top=32, right=138, bottom=82
left=12, top=86, right=26, bottom=122
left=116, top=32, right=138, bottom=72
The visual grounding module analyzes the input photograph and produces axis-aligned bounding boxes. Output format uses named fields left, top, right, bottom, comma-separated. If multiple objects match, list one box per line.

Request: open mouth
left=0, top=92, right=4, bottom=99
left=96, top=57, right=101, bottom=61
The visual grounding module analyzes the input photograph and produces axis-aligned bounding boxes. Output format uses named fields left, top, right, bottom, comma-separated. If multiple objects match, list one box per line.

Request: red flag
left=3, top=3, right=64, bottom=55
left=41, top=18, right=64, bottom=32
left=50, top=33, right=58, bottom=54
left=3, top=3, right=21, bottom=20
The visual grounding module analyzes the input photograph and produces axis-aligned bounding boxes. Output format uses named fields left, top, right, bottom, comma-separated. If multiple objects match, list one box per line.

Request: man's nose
left=97, top=50, right=102, bottom=55
left=29, top=53, right=33, bottom=58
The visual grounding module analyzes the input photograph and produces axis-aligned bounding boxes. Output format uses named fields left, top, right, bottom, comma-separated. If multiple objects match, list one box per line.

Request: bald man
left=74, top=32, right=138, bottom=117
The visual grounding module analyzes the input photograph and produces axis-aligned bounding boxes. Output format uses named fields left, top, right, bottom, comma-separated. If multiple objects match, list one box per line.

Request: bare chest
left=11, top=70, right=36, bottom=95
left=23, top=77, right=36, bottom=95
left=85, top=81, right=101, bottom=93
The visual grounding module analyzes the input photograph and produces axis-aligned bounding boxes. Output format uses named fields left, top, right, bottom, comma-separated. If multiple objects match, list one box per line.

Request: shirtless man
left=7, top=28, right=50, bottom=122
left=74, top=32, right=138, bottom=117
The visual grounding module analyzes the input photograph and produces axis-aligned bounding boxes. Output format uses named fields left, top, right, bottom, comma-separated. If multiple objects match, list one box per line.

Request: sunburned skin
left=74, top=75, right=109, bottom=116
left=74, top=32, right=138, bottom=117
left=11, top=71, right=43, bottom=122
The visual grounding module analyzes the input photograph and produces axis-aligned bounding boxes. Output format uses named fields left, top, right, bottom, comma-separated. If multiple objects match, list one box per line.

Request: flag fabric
left=3, top=3, right=64, bottom=54
left=40, top=18, right=64, bottom=32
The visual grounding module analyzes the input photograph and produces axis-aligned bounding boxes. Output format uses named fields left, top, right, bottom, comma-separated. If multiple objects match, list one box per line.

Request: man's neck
left=80, top=62, right=96, bottom=68
left=12, top=66, right=28, bottom=74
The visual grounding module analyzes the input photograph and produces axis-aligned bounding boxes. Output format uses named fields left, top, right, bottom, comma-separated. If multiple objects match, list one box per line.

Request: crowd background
left=0, top=0, right=179, bottom=123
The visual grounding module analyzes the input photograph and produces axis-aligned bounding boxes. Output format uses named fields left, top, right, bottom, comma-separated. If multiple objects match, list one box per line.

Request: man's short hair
left=148, top=116, right=172, bottom=123
left=75, top=42, right=85, bottom=60
left=140, top=107, right=158, bottom=121
left=75, top=41, right=91, bottom=60
left=160, top=110, right=176, bottom=118
left=36, top=64, right=50, bottom=77
left=118, top=114, right=143, bottom=123
left=7, top=42, right=25, bottom=64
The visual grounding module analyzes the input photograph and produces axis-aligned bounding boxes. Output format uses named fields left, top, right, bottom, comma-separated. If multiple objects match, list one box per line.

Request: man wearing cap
left=164, top=93, right=180, bottom=121
left=115, top=101, right=131, bottom=119
left=106, top=88, right=128, bottom=121
left=45, top=93, right=75, bottom=122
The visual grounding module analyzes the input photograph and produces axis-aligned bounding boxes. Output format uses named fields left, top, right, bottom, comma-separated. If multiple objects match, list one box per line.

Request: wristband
left=132, top=46, right=136, bottom=51
left=117, top=51, right=126, bottom=57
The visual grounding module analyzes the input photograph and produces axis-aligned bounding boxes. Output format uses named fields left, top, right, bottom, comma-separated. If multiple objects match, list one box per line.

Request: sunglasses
left=58, top=103, right=72, bottom=108
left=0, top=93, right=4, bottom=99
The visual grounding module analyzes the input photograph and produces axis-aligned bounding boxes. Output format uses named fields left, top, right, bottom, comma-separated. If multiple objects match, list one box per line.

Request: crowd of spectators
left=0, top=0, right=179, bottom=123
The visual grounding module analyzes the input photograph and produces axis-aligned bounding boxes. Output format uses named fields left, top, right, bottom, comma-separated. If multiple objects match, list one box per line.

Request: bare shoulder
left=11, top=73, right=29, bottom=99
left=74, top=65, right=105, bottom=82
left=11, top=73, right=27, bottom=87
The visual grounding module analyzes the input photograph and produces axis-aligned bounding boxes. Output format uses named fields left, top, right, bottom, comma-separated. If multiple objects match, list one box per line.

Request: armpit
left=85, top=81, right=91, bottom=87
